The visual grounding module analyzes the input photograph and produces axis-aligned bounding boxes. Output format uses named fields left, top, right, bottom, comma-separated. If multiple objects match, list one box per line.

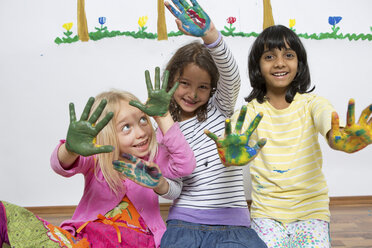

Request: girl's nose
left=274, top=57, right=285, bottom=68
left=135, top=126, right=146, bottom=138
left=188, top=88, right=197, bottom=100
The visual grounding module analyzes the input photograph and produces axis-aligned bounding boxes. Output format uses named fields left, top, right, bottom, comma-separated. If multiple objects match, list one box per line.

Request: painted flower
left=328, top=16, right=342, bottom=26
left=289, top=19, right=296, bottom=28
left=138, top=16, right=148, bottom=28
left=226, top=17, right=236, bottom=25
left=98, top=17, right=106, bottom=25
left=62, top=22, right=73, bottom=31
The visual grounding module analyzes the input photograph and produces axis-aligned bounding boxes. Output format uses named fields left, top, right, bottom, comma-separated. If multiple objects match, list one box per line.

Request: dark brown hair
left=246, top=25, right=314, bottom=103
left=165, top=41, right=219, bottom=122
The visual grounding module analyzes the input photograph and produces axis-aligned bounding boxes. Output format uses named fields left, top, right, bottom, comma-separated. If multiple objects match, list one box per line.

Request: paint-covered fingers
left=129, top=100, right=147, bottom=113
left=112, top=160, right=133, bottom=174
left=69, top=102, right=77, bottom=123
left=88, top=99, right=108, bottom=124
left=190, top=0, right=200, bottom=8
left=154, top=67, right=161, bottom=90
left=167, top=82, right=179, bottom=97
left=254, top=138, right=267, bottom=150
left=357, top=104, right=372, bottom=126
left=165, top=0, right=184, bottom=17
left=331, top=111, right=342, bottom=137
left=174, top=19, right=190, bottom=35
left=204, top=129, right=224, bottom=148
left=329, top=111, right=342, bottom=149
left=162, top=70, right=170, bottom=90
left=245, top=112, right=263, bottom=137
left=145, top=70, right=154, bottom=93
left=94, top=111, right=114, bottom=134
left=178, top=0, right=191, bottom=10
left=235, top=105, right=247, bottom=134
left=80, top=97, right=95, bottom=121
left=121, top=153, right=138, bottom=163
left=225, top=119, right=232, bottom=136
left=204, top=129, right=218, bottom=142
left=346, top=99, right=355, bottom=127
left=112, top=159, right=162, bottom=188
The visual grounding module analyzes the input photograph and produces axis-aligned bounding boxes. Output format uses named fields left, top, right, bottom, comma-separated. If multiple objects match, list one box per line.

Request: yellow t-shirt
left=234, top=93, right=335, bottom=223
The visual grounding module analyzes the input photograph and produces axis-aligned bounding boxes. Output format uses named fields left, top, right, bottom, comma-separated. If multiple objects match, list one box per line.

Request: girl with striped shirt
left=159, top=0, right=267, bottom=247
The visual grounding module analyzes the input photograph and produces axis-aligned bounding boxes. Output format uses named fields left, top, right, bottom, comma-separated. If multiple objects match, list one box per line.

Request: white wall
left=0, top=0, right=371, bottom=207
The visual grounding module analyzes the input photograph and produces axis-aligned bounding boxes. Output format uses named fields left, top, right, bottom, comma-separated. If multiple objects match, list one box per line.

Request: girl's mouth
left=272, top=72, right=288, bottom=77
left=182, top=98, right=197, bottom=106
left=134, top=139, right=149, bottom=151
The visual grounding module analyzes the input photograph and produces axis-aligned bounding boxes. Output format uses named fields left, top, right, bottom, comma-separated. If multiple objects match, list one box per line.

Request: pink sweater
left=50, top=123, right=195, bottom=248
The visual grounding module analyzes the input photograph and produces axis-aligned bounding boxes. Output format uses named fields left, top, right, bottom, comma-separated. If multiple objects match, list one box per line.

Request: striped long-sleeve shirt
left=162, top=38, right=250, bottom=226
left=236, top=93, right=335, bottom=223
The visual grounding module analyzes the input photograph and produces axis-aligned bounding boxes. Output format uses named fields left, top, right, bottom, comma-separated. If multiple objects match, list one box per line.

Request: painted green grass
left=54, top=29, right=372, bottom=45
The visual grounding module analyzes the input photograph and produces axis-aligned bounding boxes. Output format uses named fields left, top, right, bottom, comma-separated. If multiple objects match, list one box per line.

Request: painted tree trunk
left=157, top=0, right=168, bottom=40
left=77, top=0, right=90, bottom=42
left=263, top=0, right=275, bottom=30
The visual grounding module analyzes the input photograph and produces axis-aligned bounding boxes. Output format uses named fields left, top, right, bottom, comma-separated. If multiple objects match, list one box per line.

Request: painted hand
left=65, top=97, right=114, bottom=156
left=113, top=153, right=163, bottom=188
left=329, top=99, right=372, bottom=153
left=129, top=67, right=179, bottom=117
left=165, top=0, right=211, bottom=37
left=205, top=105, right=267, bottom=166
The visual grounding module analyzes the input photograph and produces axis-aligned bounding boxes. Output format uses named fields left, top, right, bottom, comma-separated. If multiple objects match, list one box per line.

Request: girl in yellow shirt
left=205, top=25, right=371, bottom=247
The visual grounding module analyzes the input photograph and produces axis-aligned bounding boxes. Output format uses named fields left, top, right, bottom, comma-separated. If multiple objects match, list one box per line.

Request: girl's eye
left=263, top=54, right=274, bottom=60
left=139, top=117, right=148, bottom=125
left=179, top=81, right=189, bottom=86
left=285, top=53, right=295, bottom=59
left=122, top=124, right=130, bottom=132
left=199, top=85, right=210, bottom=90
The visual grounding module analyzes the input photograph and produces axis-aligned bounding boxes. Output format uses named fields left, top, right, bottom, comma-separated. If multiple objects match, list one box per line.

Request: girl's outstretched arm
left=328, top=99, right=372, bottom=153
left=58, top=97, right=114, bottom=169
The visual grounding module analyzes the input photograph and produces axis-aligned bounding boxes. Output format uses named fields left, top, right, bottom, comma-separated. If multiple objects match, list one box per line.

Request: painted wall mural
left=54, top=0, right=372, bottom=45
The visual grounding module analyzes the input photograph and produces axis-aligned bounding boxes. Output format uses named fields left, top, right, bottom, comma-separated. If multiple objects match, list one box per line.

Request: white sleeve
left=159, top=177, right=183, bottom=200
left=207, top=38, right=241, bottom=118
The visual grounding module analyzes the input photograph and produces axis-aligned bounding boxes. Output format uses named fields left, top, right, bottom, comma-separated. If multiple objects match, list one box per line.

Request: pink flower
left=227, top=17, right=236, bottom=25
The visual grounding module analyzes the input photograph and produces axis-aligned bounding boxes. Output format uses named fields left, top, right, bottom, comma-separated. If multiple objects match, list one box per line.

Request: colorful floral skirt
left=1, top=199, right=155, bottom=248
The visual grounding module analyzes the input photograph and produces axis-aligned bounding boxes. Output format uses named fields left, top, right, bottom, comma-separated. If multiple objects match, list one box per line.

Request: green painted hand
left=204, top=105, right=267, bottom=166
left=329, top=99, right=372, bottom=153
left=65, top=97, right=114, bottom=156
left=113, top=153, right=163, bottom=189
left=129, top=67, right=179, bottom=117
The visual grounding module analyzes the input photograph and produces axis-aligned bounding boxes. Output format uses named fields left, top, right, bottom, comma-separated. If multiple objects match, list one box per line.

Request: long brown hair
left=165, top=41, right=219, bottom=122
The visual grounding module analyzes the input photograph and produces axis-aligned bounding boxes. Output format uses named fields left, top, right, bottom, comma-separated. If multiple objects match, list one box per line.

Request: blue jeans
left=161, top=220, right=267, bottom=248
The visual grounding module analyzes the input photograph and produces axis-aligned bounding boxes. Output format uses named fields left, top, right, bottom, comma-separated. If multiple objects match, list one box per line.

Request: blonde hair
left=89, top=89, right=158, bottom=195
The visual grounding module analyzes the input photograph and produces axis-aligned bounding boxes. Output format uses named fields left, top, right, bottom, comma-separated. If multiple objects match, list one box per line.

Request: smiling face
left=115, top=100, right=153, bottom=158
left=173, top=63, right=212, bottom=121
left=259, top=42, right=298, bottom=96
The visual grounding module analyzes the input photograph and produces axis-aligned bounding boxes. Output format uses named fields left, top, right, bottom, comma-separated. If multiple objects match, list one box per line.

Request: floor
left=28, top=204, right=372, bottom=247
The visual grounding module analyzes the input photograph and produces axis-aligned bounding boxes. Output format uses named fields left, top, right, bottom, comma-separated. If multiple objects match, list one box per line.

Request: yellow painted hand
left=204, top=105, right=266, bottom=166
left=329, top=99, right=372, bottom=153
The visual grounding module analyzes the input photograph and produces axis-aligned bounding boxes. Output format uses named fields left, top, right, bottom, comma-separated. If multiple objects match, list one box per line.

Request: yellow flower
left=62, top=22, right=73, bottom=31
left=138, top=16, right=148, bottom=28
left=289, top=19, right=296, bottom=28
